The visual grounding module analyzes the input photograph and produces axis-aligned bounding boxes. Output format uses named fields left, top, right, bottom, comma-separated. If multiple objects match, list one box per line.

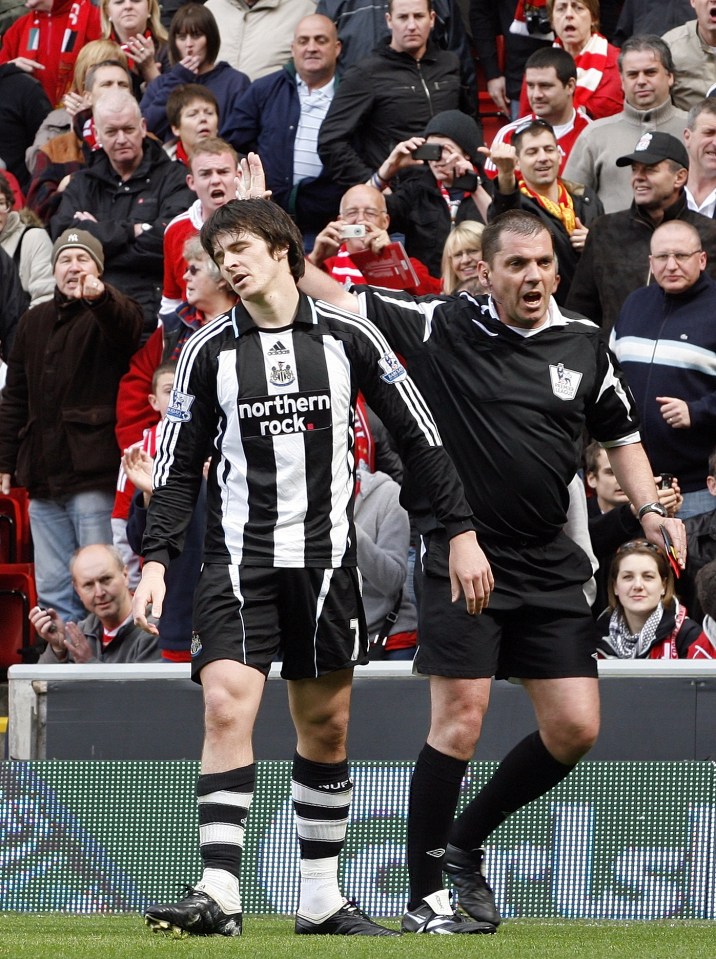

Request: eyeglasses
left=340, top=207, right=386, bottom=223
left=649, top=250, right=702, bottom=265
left=185, top=263, right=203, bottom=275
left=512, top=117, right=555, bottom=138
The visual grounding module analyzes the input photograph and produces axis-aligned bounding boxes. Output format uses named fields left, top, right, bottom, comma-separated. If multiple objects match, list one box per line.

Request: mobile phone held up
left=412, top=142, right=443, bottom=161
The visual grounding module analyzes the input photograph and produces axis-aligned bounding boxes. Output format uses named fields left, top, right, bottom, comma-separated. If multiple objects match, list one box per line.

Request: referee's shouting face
left=478, top=211, right=559, bottom=330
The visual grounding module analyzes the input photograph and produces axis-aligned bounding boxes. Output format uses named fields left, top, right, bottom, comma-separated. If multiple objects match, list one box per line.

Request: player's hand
left=133, top=560, right=166, bottom=634
left=640, top=513, right=687, bottom=569
left=235, top=152, right=272, bottom=200
left=657, top=396, right=690, bottom=429
left=448, top=530, right=494, bottom=615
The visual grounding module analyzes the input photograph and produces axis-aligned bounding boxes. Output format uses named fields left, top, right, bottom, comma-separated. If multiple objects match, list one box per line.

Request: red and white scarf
left=555, top=32, right=609, bottom=109
left=510, top=0, right=554, bottom=39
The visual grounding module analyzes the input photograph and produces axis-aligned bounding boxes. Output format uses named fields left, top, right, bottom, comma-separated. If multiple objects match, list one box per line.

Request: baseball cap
left=616, top=131, right=689, bottom=170
left=51, top=229, right=105, bottom=272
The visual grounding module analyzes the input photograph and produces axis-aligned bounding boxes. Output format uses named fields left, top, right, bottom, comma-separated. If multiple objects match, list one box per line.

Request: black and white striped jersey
left=143, top=294, right=475, bottom=569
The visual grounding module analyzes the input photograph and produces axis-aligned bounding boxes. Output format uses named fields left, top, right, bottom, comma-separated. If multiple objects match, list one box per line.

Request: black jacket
left=386, top=167, right=485, bottom=277
left=0, top=64, right=52, bottom=189
left=490, top=179, right=604, bottom=305
left=566, top=192, right=716, bottom=335
left=681, top=508, right=716, bottom=621
left=51, top=137, right=194, bottom=337
left=318, top=38, right=473, bottom=188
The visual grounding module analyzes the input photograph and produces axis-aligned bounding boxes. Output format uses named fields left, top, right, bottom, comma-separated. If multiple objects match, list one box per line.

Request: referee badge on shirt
left=549, top=363, right=582, bottom=401
left=378, top=351, right=407, bottom=384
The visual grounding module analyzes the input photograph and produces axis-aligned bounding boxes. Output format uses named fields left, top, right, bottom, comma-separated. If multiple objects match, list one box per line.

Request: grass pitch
left=0, top=914, right=713, bottom=959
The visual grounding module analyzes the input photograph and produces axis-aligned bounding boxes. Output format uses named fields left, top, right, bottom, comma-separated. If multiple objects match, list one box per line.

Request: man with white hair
left=51, top=91, right=193, bottom=338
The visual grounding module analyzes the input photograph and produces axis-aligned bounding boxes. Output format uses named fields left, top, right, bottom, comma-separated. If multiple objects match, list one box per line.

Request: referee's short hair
left=201, top=199, right=306, bottom=283
left=481, top=210, right=554, bottom=266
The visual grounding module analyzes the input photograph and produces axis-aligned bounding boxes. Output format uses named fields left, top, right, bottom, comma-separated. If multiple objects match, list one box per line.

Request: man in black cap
left=362, top=108, right=490, bottom=277
left=566, top=130, right=716, bottom=335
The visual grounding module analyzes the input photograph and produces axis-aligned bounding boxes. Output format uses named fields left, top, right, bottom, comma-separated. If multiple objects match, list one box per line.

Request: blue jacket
left=140, top=60, right=251, bottom=143
left=223, top=62, right=343, bottom=234
left=612, top=272, right=716, bottom=491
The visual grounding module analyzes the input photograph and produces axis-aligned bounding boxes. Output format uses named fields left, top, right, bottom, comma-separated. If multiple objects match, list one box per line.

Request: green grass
left=0, top=915, right=713, bottom=959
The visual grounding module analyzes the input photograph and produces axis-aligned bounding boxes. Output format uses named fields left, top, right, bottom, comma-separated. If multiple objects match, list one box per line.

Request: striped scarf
left=517, top=176, right=576, bottom=233
left=555, top=32, right=609, bottom=111
left=510, top=0, right=554, bottom=39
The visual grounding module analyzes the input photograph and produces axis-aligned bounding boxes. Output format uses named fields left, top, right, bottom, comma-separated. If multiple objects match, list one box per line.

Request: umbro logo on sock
left=426, top=848, right=445, bottom=858
left=318, top=779, right=352, bottom=791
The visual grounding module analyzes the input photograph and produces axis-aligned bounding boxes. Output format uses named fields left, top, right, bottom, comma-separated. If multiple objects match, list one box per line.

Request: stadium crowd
left=0, top=0, right=714, bottom=938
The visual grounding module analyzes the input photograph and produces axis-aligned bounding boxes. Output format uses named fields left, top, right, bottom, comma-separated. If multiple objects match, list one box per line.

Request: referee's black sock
left=449, top=730, right=574, bottom=851
left=407, top=743, right=468, bottom=911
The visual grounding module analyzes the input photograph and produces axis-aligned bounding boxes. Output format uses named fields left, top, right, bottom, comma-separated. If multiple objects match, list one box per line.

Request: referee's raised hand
left=448, top=530, right=494, bottom=615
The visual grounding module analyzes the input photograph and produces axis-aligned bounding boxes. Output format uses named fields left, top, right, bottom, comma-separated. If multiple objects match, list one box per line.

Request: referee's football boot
left=145, top=887, right=243, bottom=938
left=295, top=899, right=401, bottom=936
left=443, top=843, right=501, bottom=926
left=401, top=889, right=497, bottom=934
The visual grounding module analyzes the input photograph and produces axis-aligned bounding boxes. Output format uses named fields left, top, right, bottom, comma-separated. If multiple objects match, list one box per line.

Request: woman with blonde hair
left=596, top=540, right=704, bottom=659
left=102, top=0, right=169, bottom=97
left=441, top=221, right=485, bottom=295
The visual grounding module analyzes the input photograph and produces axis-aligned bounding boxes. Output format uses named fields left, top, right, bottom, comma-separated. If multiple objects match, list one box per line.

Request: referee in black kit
left=302, top=195, right=687, bottom=933
left=132, top=157, right=493, bottom=939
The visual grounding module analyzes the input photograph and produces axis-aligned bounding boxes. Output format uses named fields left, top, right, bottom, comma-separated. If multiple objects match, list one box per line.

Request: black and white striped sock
left=194, top=764, right=255, bottom=913
left=292, top=751, right=352, bottom=921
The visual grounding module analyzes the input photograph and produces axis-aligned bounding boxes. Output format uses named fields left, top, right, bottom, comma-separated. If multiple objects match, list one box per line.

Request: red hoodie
left=0, top=0, right=102, bottom=107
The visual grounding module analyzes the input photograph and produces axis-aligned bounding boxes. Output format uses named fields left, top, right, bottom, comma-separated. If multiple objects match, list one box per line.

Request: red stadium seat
left=0, top=563, right=39, bottom=668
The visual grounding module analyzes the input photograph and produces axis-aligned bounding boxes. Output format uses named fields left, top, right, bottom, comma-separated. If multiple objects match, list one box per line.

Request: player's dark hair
left=481, top=211, right=554, bottom=267
left=525, top=46, right=577, bottom=86
left=201, top=199, right=306, bottom=283
left=512, top=118, right=557, bottom=154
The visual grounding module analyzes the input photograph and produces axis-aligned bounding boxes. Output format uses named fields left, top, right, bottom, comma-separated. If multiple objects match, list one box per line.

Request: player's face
left=386, top=0, right=435, bottom=59
left=649, top=222, right=706, bottom=294
left=479, top=228, right=558, bottom=328
left=587, top=449, right=629, bottom=510
left=54, top=248, right=101, bottom=296
left=525, top=66, right=575, bottom=121
left=619, top=50, right=673, bottom=111
left=211, top=230, right=289, bottom=300
left=187, top=151, right=239, bottom=214
left=515, top=130, right=560, bottom=188
left=613, top=553, right=665, bottom=620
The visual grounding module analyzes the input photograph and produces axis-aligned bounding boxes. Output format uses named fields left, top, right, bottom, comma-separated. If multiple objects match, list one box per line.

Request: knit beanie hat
left=422, top=110, right=483, bottom=165
left=51, top=229, right=105, bottom=273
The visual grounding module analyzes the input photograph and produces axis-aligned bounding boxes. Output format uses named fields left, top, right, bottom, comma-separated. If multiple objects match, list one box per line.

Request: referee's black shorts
left=189, top=563, right=368, bottom=683
left=415, top=530, right=599, bottom=680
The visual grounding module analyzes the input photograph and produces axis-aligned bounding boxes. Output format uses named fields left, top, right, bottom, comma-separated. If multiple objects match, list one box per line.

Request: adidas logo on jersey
left=267, top=340, right=290, bottom=356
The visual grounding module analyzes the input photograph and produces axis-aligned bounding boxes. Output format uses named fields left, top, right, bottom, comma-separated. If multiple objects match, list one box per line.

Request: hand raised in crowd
left=656, top=475, right=683, bottom=517
left=122, top=446, right=154, bottom=499
left=569, top=217, right=589, bottom=251
left=179, top=54, right=202, bottom=76
left=28, top=606, right=92, bottom=662
left=72, top=272, right=105, bottom=301
left=124, top=33, right=160, bottom=80
left=9, top=57, right=45, bottom=75
left=372, top=136, right=427, bottom=184
left=235, top=152, right=272, bottom=201
left=308, top=219, right=342, bottom=267
left=63, top=621, right=94, bottom=663
left=64, top=90, right=92, bottom=118
left=657, top=396, right=691, bottom=430
left=479, top=141, right=517, bottom=182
